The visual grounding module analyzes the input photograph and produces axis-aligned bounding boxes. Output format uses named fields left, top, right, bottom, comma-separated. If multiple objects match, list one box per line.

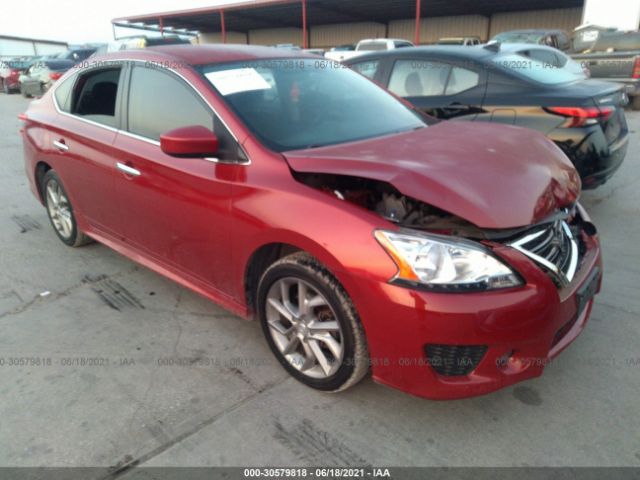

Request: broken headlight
left=375, top=230, right=522, bottom=292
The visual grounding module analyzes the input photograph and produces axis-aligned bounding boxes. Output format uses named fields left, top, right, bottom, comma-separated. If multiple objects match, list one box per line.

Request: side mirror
left=160, top=125, right=219, bottom=158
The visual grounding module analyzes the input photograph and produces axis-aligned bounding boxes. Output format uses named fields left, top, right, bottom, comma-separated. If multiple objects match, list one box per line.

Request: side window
left=127, top=66, right=239, bottom=161
left=54, top=74, right=75, bottom=112
left=445, top=67, right=480, bottom=95
left=71, top=68, right=121, bottom=127
left=128, top=66, right=213, bottom=142
left=388, top=60, right=451, bottom=97
left=350, top=60, right=380, bottom=80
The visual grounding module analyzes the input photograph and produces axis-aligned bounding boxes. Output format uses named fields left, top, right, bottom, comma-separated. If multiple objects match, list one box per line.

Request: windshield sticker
left=205, top=68, right=271, bottom=96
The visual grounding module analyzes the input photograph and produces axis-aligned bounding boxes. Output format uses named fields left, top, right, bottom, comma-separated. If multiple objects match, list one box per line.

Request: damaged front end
left=294, top=172, right=597, bottom=291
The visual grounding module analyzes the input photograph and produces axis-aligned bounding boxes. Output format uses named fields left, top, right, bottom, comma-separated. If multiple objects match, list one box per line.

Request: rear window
left=492, top=53, right=583, bottom=84
left=358, top=42, right=387, bottom=52
left=493, top=32, right=544, bottom=44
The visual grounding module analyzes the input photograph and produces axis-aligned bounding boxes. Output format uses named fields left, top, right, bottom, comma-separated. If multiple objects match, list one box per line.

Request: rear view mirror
left=160, top=125, right=219, bottom=158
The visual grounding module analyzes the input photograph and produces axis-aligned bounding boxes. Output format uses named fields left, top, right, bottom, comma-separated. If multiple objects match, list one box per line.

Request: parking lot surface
left=0, top=93, right=639, bottom=471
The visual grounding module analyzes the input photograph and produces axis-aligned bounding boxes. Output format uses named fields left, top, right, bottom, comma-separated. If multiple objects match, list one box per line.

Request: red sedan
left=20, top=45, right=602, bottom=399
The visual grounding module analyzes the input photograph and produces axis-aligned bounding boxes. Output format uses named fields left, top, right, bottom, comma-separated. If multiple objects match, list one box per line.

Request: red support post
left=159, top=17, right=164, bottom=37
left=220, top=10, right=227, bottom=44
left=302, top=0, right=308, bottom=49
left=414, top=0, right=421, bottom=45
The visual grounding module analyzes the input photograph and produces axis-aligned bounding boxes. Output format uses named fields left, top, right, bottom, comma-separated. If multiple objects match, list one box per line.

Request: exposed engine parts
left=293, top=172, right=476, bottom=233
left=292, top=172, right=596, bottom=243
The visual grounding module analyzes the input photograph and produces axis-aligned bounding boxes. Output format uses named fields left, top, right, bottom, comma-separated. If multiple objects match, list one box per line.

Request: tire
left=631, top=95, right=640, bottom=111
left=257, top=252, right=369, bottom=392
left=41, top=170, right=93, bottom=247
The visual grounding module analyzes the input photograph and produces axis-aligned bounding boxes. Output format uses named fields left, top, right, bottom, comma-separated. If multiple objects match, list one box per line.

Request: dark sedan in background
left=345, top=44, right=629, bottom=189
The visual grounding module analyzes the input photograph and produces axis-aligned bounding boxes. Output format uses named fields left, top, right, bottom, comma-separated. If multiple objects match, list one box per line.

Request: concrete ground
left=0, top=92, right=638, bottom=472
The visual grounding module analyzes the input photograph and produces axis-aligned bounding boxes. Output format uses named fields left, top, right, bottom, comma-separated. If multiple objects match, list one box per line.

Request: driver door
left=113, top=64, right=245, bottom=294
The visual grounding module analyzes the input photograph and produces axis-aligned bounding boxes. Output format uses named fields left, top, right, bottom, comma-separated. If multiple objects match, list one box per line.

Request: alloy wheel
left=265, top=277, right=344, bottom=379
left=45, top=179, right=73, bottom=240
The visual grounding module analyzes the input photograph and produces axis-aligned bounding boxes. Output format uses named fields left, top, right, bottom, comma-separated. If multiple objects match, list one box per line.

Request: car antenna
left=483, top=41, right=501, bottom=52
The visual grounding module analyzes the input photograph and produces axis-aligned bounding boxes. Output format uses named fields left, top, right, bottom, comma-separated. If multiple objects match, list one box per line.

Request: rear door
left=112, top=63, right=243, bottom=294
left=47, top=66, right=124, bottom=236
left=382, top=57, right=486, bottom=120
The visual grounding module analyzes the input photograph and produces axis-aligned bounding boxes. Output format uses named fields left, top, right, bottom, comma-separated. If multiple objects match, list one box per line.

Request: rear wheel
left=632, top=95, right=640, bottom=111
left=42, top=170, right=93, bottom=247
left=257, top=252, right=369, bottom=392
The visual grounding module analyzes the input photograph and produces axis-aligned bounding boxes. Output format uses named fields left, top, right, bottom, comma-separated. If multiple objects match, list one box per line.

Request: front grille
left=509, top=219, right=579, bottom=288
left=424, top=344, right=487, bottom=376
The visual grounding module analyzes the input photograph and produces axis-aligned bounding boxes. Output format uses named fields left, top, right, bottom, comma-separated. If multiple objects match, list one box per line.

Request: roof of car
left=343, top=44, right=496, bottom=63
left=496, top=29, right=567, bottom=34
left=344, top=42, right=572, bottom=65
left=94, top=44, right=317, bottom=66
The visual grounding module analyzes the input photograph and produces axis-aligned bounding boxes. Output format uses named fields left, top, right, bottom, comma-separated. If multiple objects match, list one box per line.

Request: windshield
left=200, top=59, right=425, bottom=152
left=494, top=32, right=544, bottom=44
left=492, top=52, right=584, bottom=84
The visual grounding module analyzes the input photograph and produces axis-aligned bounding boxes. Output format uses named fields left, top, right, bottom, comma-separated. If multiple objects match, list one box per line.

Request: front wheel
left=257, top=252, right=369, bottom=392
left=42, top=170, right=93, bottom=247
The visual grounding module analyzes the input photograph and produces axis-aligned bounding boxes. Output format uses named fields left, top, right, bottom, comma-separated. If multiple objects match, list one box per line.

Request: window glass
left=388, top=60, right=450, bottom=97
left=357, top=42, right=387, bottom=52
left=492, top=53, right=584, bottom=84
left=445, top=67, right=479, bottom=95
left=350, top=60, right=380, bottom=79
left=71, top=68, right=121, bottom=127
left=128, top=66, right=213, bottom=141
left=200, top=59, right=424, bottom=152
left=54, top=74, right=75, bottom=112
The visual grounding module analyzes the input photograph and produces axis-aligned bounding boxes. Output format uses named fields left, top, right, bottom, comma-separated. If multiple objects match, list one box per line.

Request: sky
left=0, top=0, right=262, bottom=44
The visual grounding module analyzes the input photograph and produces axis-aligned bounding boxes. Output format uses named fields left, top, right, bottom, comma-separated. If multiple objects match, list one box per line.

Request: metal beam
left=220, top=10, right=227, bottom=43
left=414, top=0, right=422, bottom=45
left=111, top=22, right=199, bottom=37
left=302, top=0, right=308, bottom=49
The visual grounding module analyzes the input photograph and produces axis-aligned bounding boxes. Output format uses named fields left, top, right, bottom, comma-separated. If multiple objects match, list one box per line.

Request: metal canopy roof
left=113, top=0, right=583, bottom=34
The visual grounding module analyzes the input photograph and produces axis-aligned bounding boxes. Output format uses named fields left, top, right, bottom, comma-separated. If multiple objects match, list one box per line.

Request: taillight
left=49, top=72, right=63, bottom=81
left=545, top=106, right=614, bottom=128
left=632, top=56, right=640, bottom=79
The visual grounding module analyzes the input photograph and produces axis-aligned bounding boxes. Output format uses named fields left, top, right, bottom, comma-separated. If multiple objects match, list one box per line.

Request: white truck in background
left=325, top=38, right=414, bottom=62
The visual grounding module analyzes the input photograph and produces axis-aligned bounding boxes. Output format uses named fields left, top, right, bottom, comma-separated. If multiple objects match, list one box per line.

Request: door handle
left=52, top=140, right=69, bottom=152
left=116, top=162, right=141, bottom=177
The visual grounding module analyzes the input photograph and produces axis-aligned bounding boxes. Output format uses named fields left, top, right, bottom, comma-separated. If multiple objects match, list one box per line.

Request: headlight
left=375, top=230, right=522, bottom=292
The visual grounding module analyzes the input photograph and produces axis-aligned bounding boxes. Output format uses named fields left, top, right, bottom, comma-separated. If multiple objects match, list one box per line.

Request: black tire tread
left=259, top=252, right=369, bottom=393
left=41, top=170, right=94, bottom=248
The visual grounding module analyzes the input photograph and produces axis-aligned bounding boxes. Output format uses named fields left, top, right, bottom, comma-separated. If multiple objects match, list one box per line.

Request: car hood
left=283, top=122, right=581, bottom=229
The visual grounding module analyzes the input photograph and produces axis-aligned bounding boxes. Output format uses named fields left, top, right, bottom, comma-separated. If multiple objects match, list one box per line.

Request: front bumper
left=350, top=212, right=602, bottom=400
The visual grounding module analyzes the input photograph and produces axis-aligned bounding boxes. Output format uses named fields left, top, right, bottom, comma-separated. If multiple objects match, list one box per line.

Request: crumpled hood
left=283, top=122, right=581, bottom=229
